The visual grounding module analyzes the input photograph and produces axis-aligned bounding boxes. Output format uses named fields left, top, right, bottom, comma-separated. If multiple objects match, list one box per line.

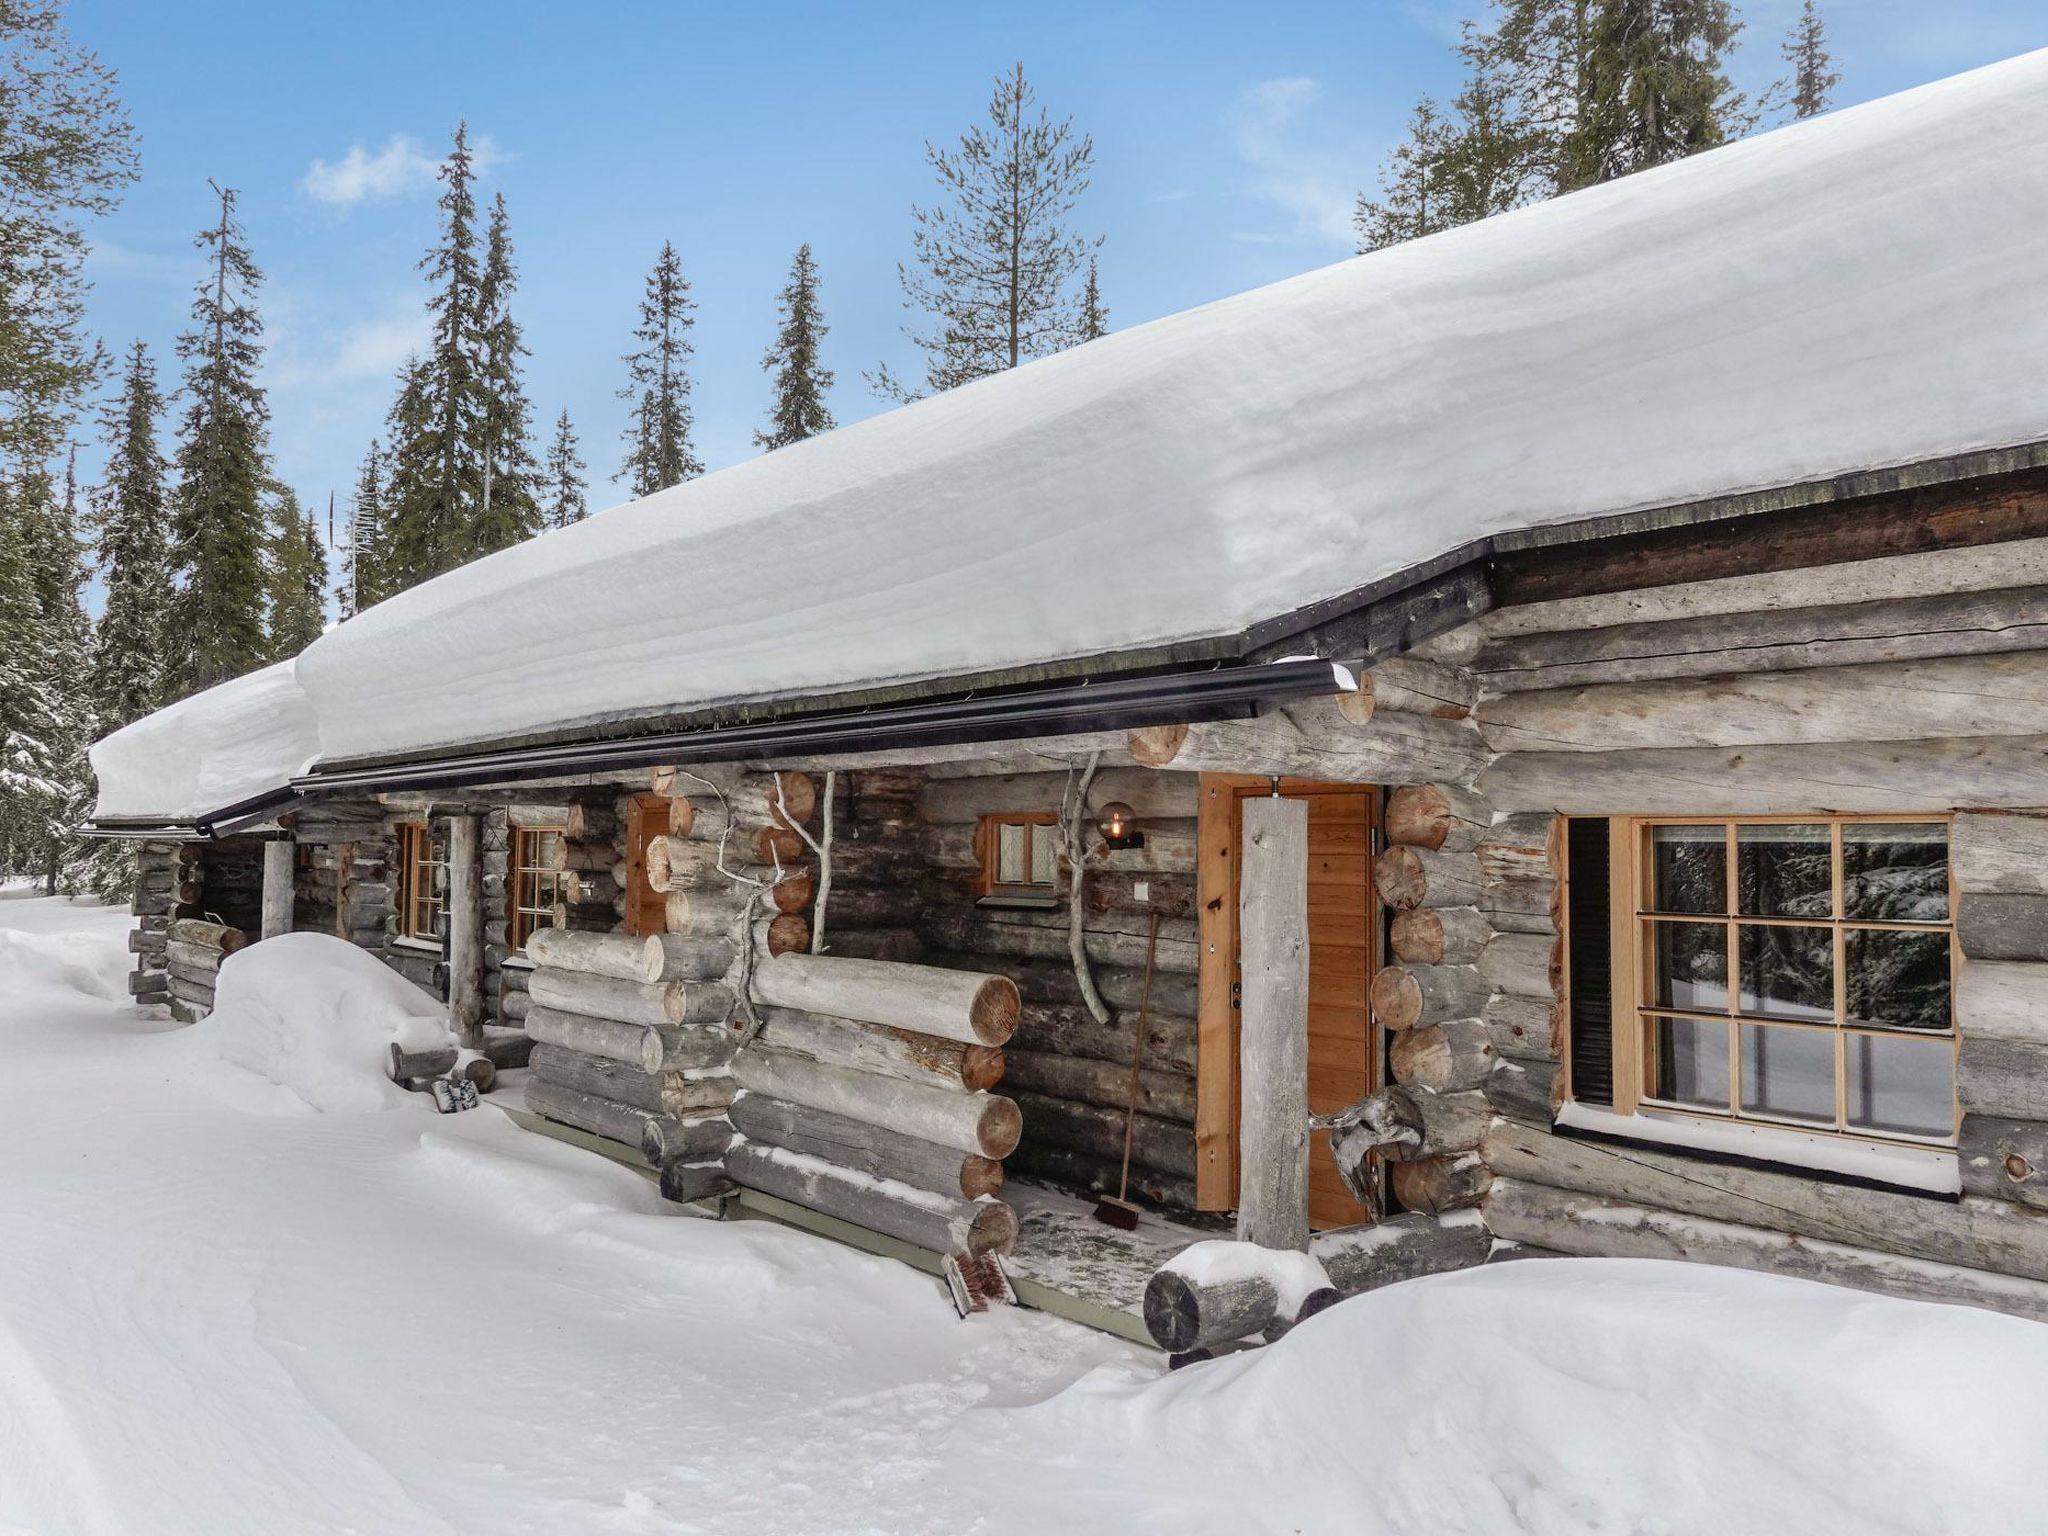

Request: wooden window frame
left=396, top=821, right=447, bottom=943
left=973, top=811, right=1063, bottom=902
left=1589, top=812, right=1958, bottom=1150
left=509, top=823, right=568, bottom=953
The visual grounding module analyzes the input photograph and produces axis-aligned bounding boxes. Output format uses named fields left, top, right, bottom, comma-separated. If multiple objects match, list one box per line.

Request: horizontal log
left=919, top=820, right=1200, bottom=877
left=1478, top=931, right=1558, bottom=999
left=657, top=1160, right=736, bottom=1205
left=1953, top=811, right=2048, bottom=894
left=1127, top=693, right=1488, bottom=785
left=732, top=1043, right=1020, bottom=1158
left=525, top=1004, right=665, bottom=1072
left=1388, top=905, right=1491, bottom=966
left=544, top=841, right=617, bottom=874
left=1143, top=1269, right=1278, bottom=1353
left=1008, top=1000, right=1197, bottom=1075
left=658, top=868, right=812, bottom=919
left=1482, top=736, right=2048, bottom=816
left=497, top=986, right=531, bottom=1023
left=1959, top=893, right=2048, bottom=960
left=1482, top=1118, right=2048, bottom=1282
left=164, top=939, right=223, bottom=975
left=663, top=772, right=815, bottom=830
left=1483, top=991, right=1564, bottom=1063
left=1369, top=963, right=1486, bottom=1031
left=729, top=1092, right=1004, bottom=1200
left=126, top=927, right=168, bottom=955
left=1484, top=1058, right=1560, bottom=1124
left=1321, top=1088, right=1487, bottom=1191
left=1959, top=1034, right=2048, bottom=1121
left=1002, top=1138, right=1195, bottom=1210
left=1008, top=1090, right=1194, bottom=1177
left=1342, top=657, right=1478, bottom=722
left=1383, top=784, right=1492, bottom=851
left=923, top=910, right=1201, bottom=975
left=1373, top=846, right=1480, bottom=913
left=530, top=1043, right=733, bottom=1116
left=1474, top=584, right=2048, bottom=694
left=479, top=1027, right=532, bottom=1069
left=1956, top=960, right=2048, bottom=1043
left=660, top=885, right=755, bottom=936
left=750, top=1007, right=1004, bottom=1092
left=127, top=968, right=170, bottom=997
left=725, top=1141, right=1017, bottom=1256
left=167, top=917, right=249, bottom=954
left=523, top=1074, right=696, bottom=1155
left=1391, top=1151, right=1493, bottom=1214
left=166, top=975, right=214, bottom=1009
left=638, top=1113, right=736, bottom=1167
left=527, top=967, right=733, bottom=1027
left=916, top=767, right=1196, bottom=825
left=819, top=928, right=926, bottom=963
left=919, top=951, right=1200, bottom=1022
left=388, top=1042, right=458, bottom=1083
left=1388, top=1018, right=1496, bottom=1093
left=1483, top=1177, right=2048, bottom=1322
left=751, top=952, right=1019, bottom=1046
left=508, top=802, right=615, bottom=840
left=999, top=1048, right=1196, bottom=1123
left=560, top=871, right=621, bottom=907
left=525, top=928, right=666, bottom=984
left=1960, top=1115, right=2048, bottom=1211
left=1313, top=1211, right=1491, bottom=1295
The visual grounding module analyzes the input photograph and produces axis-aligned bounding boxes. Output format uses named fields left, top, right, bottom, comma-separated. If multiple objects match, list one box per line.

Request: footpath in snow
left=0, top=886, right=2042, bottom=1536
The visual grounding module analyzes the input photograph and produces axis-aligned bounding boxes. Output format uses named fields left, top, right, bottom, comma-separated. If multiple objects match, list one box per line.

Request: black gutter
left=294, top=658, right=1351, bottom=797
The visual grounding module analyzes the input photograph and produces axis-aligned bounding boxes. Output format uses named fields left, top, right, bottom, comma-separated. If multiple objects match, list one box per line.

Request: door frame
left=1194, top=774, right=1383, bottom=1215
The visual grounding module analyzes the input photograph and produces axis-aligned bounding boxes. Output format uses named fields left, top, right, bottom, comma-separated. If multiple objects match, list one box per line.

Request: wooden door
left=1195, top=777, right=1381, bottom=1229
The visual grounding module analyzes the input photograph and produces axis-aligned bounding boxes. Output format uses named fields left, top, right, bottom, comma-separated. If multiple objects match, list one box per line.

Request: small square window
left=977, top=812, right=1062, bottom=902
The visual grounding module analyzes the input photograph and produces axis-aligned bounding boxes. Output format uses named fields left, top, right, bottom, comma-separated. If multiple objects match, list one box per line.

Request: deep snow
left=2, top=889, right=2044, bottom=1535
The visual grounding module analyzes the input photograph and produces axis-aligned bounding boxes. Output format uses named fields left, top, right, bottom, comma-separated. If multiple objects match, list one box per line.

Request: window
left=975, top=812, right=1063, bottom=903
left=510, top=825, right=566, bottom=951
left=397, top=821, right=447, bottom=943
left=1621, top=816, right=1956, bottom=1146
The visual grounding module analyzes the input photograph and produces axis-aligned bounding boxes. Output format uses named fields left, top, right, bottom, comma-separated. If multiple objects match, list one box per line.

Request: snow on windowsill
left=1556, top=1101, right=1960, bottom=1196
left=389, top=937, right=441, bottom=956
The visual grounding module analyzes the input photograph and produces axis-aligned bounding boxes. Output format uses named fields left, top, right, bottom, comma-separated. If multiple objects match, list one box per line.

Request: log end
left=1383, top=784, right=1453, bottom=851
left=961, top=1044, right=1007, bottom=1094
left=968, top=975, right=1022, bottom=1046
left=769, top=869, right=816, bottom=915
left=763, top=913, right=810, bottom=957
left=667, top=797, right=696, bottom=837
left=770, top=771, right=817, bottom=828
left=1388, top=908, right=1446, bottom=966
left=1126, top=722, right=1190, bottom=768
left=1142, top=1270, right=1203, bottom=1352
left=967, top=1197, right=1019, bottom=1256
left=1373, top=846, right=1427, bottom=912
left=1332, top=675, right=1375, bottom=726
left=961, top=1155, right=1006, bottom=1202
left=978, top=1094, right=1024, bottom=1160
left=1369, top=966, right=1424, bottom=1031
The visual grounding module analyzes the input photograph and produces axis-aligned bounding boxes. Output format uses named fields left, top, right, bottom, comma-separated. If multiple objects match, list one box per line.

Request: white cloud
left=302, top=132, right=504, bottom=207
left=1229, top=77, right=1360, bottom=247
left=266, top=300, right=428, bottom=391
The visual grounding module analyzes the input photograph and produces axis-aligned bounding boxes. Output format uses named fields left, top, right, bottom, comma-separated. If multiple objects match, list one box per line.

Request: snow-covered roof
left=89, top=662, right=320, bottom=825
left=115, top=48, right=2048, bottom=791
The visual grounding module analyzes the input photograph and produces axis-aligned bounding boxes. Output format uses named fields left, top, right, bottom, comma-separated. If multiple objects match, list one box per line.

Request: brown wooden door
left=1196, top=777, right=1381, bottom=1229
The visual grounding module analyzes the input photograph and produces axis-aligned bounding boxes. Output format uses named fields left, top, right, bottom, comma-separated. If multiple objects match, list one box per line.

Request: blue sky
left=69, top=0, right=2048, bottom=548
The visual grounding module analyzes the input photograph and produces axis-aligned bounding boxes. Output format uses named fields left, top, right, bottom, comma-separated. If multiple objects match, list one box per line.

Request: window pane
left=1846, top=929, right=1950, bottom=1031
left=1648, top=1016, right=1729, bottom=1109
left=1737, top=923, right=1833, bottom=1021
left=1652, top=921, right=1728, bottom=1012
left=1843, top=822, right=1948, bottom=922
left=1740, top=1023, right=1836, bottom=1125
left=1846, top=1033, right=1954, bottom=1138
left=1736, top=823, right=1832, bottom=918
left=996, top=822, right=1027, bottom=884
left=1650, top=825, right=1725, bottom=915
left=1029, top=822, right=1060, bottom=884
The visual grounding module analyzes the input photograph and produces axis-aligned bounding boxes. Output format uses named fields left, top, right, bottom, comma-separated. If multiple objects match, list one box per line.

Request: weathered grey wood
left=529, top=1042, right=733, bottom=1116
left=1008, top=1090, right=1196, bottom=1177
left=637, top=1113, right=735, bottom=1166
left=1478, top=932, right=1558, bottom=999
left=1382, top=784, right=1492, bottom=851
left=260, top=840, right=294, bottom=941
left=1345, top=657, right=1479, bottom=721
left=1321, top=1087, right=1488, bottom=1195
left=1959, top=1034, right=2048, bottom=1121
left=731, top=1042, right=1020, bottom=1158
left=922, top=910, right=1202, bottom=975
left=1483, top=1177, right=2048, bottom=1322
left=1483, top=737, right=2048, bottom=815
left=1475, top=585, right=2048, bottom=694
left=1388, top=1019, right=1495, bottom=1093
left=728, top=1092, right=1004, bottom=1200
left=916, top=767, right=1195, bottom=825
left=1373, top=846, right=1481, bottom=912
left=918, top=949, right=1200, bottom=1021
left=479, top=1026, right=532, bottom=1069
left=525, top=1005, right=663, bottom=1071
left=1008, top=1000, right=1197, bottom=1075
left=1237, top=795, right=1310, bottom=1252
left=1956, top=893, right=2048, bottom=960
left=1004, top=1138, right=1195, bottom=1209
left=749, top=1006, right=1003, bottom=1092
left=527, top=967, right=733, bottom=1028
left=1956, top=960, right=2048, bottom=1043
left=523, top=1074, right=727, bottom=1163
left=165, top=955, right=222, bottom=988
left=1484, top=992, right=1564, bottom=1063
left=1953, top=811, right=2048, bottom=893
left=387, top=1042, right=457, bottom=1083
left=920, top=820, right=1199, bottom=877
left=508, top=802, right=615, bottom=840
left=1480, top=652, right=2048, bottom=754
left=1313, top=1212, right=1491, bottom=1295
left=750, top=952, right=1019, bottom=1047
left=657, top=1160, right=736, bottom=1205
left=1369, top=963, right=1486, bottom=1031
left=1388, top=905, right=1492, bottom=966
left=1392, top=1151, right=1494, bottom=1214
left=447, top=815, right=484, bottom=1048
left=1000, top=1047, right=1195, bottom=1123
left=1481, top=1119, right=2048, bottom=1282
left=166, top=975, right=214, bottom=1011
left=526, top=928, right=667, bottom=985
left=1142, top=1269, right=1279, bottom=1353
left=1135, top=694, right=1488, bottom=786
left=1483, top=1058, right=1559, bottom=1124
left=1960, top=1115, right=2048, bottom=1211
left=724, top=1141, right=1017, bottom=1256
left=166, top=917, right=248, bottom=953
left=164, top=938, right=223, bottom=975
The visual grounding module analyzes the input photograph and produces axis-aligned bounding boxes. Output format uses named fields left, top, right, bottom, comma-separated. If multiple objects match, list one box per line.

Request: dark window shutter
left=1566, top=817, right=1616, bottom=1107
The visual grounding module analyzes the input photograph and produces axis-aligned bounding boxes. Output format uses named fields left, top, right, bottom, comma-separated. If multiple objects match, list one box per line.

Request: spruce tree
left=263, top=482, right=327, bottom=657
left=872, top=62, right=1098, bottom=400
left=1563, top=0, right=1745, bottom=188
left=1465, top=0, right=1596, bottom=197
left=1355, top=98, right=1458, bottom=252
left=1077, top=254, right=1108, bottom=343
left=170, top=182, right=273, bottom=694
left=338, top=440, right=390, bottom=618
left=474, top=192, right=541, bottom=554
left=1357, top=71, right=1540, bottom=253
left=756, top=244, right=836, bottom=451
left=1780, top=0, right=1837, bottom=120
left=544, top=411, right=587, bottom=528
left=618, top=242, right=701, bottom=495
left=89, top=340, right=172, bottom=731
left=0, top=1, right=138, bottom=475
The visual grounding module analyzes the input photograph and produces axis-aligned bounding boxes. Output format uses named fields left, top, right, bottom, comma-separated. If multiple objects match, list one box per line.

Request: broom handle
left=1115, top=911, right=1161, bottom=1206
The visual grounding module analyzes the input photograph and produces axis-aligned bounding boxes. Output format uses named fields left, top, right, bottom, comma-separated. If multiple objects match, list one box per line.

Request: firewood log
left=731, top=1043, right=1020, bottom=1158
left=1142, top=1270, right=1278, bottom=1353
left=724, top=1141, right=1016, bottom=1256
left=728, top=1092, right=1004, bottom=1200
left=167, top=917, right=249, bottom=954
left=527, top=966, right=733, bottom=1027
left=748, top=1006, right=1005, bottom=1092
left=750, top=952, right=1019, bottom=1047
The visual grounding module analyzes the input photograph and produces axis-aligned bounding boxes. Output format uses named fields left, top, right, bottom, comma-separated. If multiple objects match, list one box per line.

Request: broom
left=1094, top=910, right=1161, bottom=1231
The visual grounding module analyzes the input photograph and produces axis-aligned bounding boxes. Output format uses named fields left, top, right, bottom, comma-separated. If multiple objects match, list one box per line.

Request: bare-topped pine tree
left=872, top=62, right=1099, bottom=401
left=619, top=242, right=701, bottom=496
left=756, top=244, right=836, bottom=451
left=1780, top=0, right=1838, bottom=120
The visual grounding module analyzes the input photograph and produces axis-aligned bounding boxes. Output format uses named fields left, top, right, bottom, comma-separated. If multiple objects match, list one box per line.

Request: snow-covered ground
left=1, top=887, right=2043, bottom=1535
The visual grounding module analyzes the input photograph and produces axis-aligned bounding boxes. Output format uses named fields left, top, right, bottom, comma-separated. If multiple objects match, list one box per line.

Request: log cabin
left=84, top=52, right=2048, bottom=1342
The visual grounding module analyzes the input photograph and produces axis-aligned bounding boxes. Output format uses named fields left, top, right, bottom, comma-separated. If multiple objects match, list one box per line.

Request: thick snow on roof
left=290, top=48, right=2048, bottom=764
left=89, top=662, right=319, bottom=823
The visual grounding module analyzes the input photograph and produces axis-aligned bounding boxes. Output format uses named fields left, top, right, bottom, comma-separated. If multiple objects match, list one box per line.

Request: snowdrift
left=88, top=660, right=319, bottom=824
left=987, top=1258, right=2048, bottom=1534
left=196, top=933, right=452, bottom=1113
